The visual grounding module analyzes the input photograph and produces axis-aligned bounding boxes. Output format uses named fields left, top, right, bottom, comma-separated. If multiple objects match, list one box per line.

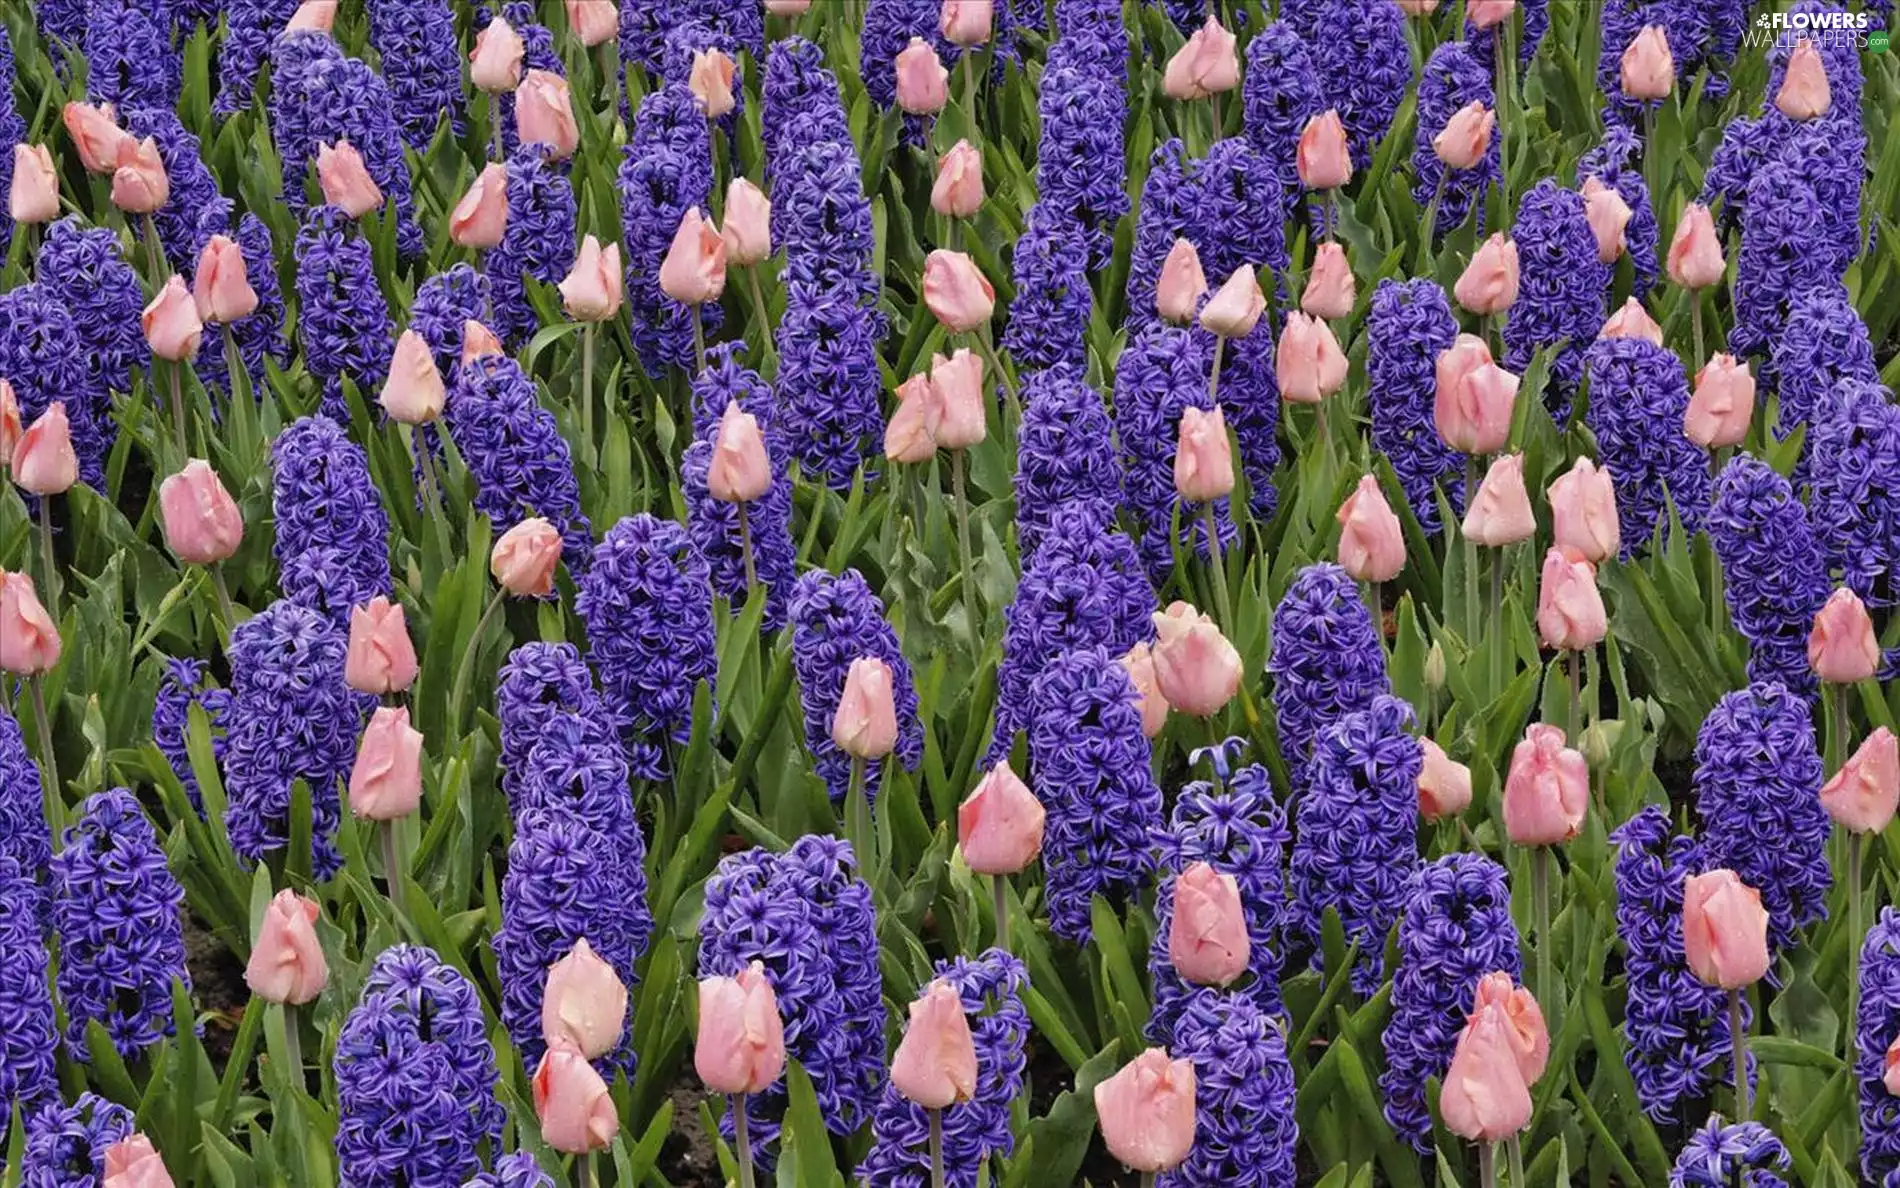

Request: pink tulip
left=1682, top=869, right=1771, bottom=989
left=890, top=981, right=979, bottom=1108
left=1810, top=587, right=1880, bottom=684
left=450, top=163, right=509, bottom=249
left=1887, top=1037, right=1900, bottom=1097
left=1434, top=335, right=1517, bottom=455
left=1547, top=456, right=1620, bottom=564
left=931, top=140, right=985, bottom=218
left=63, top=101, right=129, bottom=174
left=832, top=656, right=899, bottom=760
left=1301, top=242, right=1355, bottom=320
left=1149, top=601, right=1242, bottom=718
left=1453, top=233, right=1520, bottom=316
left=110, top=136, right=169, bottom=214
left=1537, top=547, right=1607, bottom=651
left=1471, top=972, right=1550, bottom=1085
left=0, top=382, right=19, bottom=469
left=158, top=459, right=243, bottom=566
left=517, top=70, right=579, bottom=159
left=349, top=706, right=425, bottom=821
left=102, top=1135, right=174, bottom=1188
left=707, top=401, right=773, bottom=503
left=1200, top=264, right=1265, bottom=339
left=1396, top=0, right=1439, bottom=14
left=1821, top=727, right=1900, bottom=835
left=13, top=403, right=77, bottom=496
left=1418, top=738, right=1473, bottom=820
left=1598, top=297, right=1663, bottom=345
left=543, top=938, right=629, bottom=1060
left=285, top=0, right=337, bottom=33
left=1667, top=203, right=1726, bottom=289
left=243, top=889, right=328, bottom=1006
left=1620, top=25, right=1674, bottom=101
left=689, top=48, right=738, bottom=118
left=492, top=517, right=564, bottom=597
left=141, top=276, right=204, bottom=363
left=565, top=0, right=619, bottom=47
left=767, top=0, right=812, bottom=11
left=380, top=330, right=447, bottom=424
left=1462, top=453, right=1536, bottom=547
left=1168, top=861, right=1250, bottom=987
left=1466, top=0, right=1516, bottom=28
left=922, top=249, right=995, bottom=332
left=1094, top=1049, right=1197, bottom=1173
left=0, top=572, right=60, bottom=676
left=1580, top=176, right=1631, bottom=264
left=1275, top=311, right=1346, bottom=404
left=1296, top=110, right=1352, bottom=190
left=1162, top=15, right=1239, bottom=100
left=471, top=16, right=526, bottom=92
left=345, top=596, right=419, bottom=696
left=1502, top=724, right=1589, bottom=846
left=930, top=348, right=987, bottom=450
left=315, top=140, right=383, bottom=219
left=462, top=319, right=504, bottom=364
left=1156, top=238, right=1207, bottom=324
left=722, top=178, right=772, bottom=266
left=958, top=760, right=1045, bottom=875
left=1685, top=354, right=1754, bottom=449
left=884, top=372, right=942, bottom=464
left=660, top=208, right=727, bottom=306
left=1120, top=642, right=1170, bottom=739
left=1776, top=38, right=1831, bottom=120
left=894, top=38, right=950, bottom=115
left=532, top=1039, right=619, bottom=1153
left=9, top=144, right=58, bottom=224
left=695, top=962, right=786, bottom=1095
left=940, top=0, right=993, bottom=46
left=560, top=235, right=625, bottom=321
left=1173, top=405, right=1233, bottom=504
left=1432, top=102, right=1494, bottom=170
left=193, top=235, right=259, bottom=325
left=1439, top=1004, right=1533, bottom=1141
left=1336, top=474, right=1406, bottom=583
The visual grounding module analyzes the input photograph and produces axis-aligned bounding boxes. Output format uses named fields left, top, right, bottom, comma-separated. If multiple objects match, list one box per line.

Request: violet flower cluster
left=152, top=656, right=233, bottom=815
left=1859, top=908, right=1900, bottom=1184
left=411, top=265, right=491, bottom=374
left=38, top=217, right=149, bottom=405
left=1308, top=0, right=1410, bottom=169
left=1707, top=456, right=1830, bottom=696
left=1267, top=562, right=1391, bottom=783
left=1011, top=366, right=1122, bottom=565
left=1769, top=282, right=1879, bottom=442
left=0, top=29, right=19, bottom=255
left=1115, top=325, right=1236, bottom=577
left=294, top=205, right=395, bottom=424
left=1368, top=277, right=1463, bottom=532
left=787, top=569, right=925, bottom=803
left=1157, top=991, right=1300, bottom=1188
left=494, top=643, right=622, bottom=827
left=0, top=285, right=108, bottom=486
left=1582, top=337, right=1710, bottom=552
left=619, top=85, right=720, bottom=372
left=271, top=415, right=394, bottom=619
left=216, top=0, right=300, bottom=117
left=0, top=856, right=57, bottom=1124
left=125, top=106, right=223, bottom=273
left=19, top=1094, right=134, bottom=1188
left=1412, top=41, right=1498, bottom=239
left=1002, top=204, right=1093, bottom=373
left=487, top=144, right=578, bottom=347
left=1576, top=124, right=1661, bottom=294
left=463, top=1153, right=554, bottom=1188
left=1808, top=380, right=1900, bottom=608
left=83, top=0, right=179, bottom=110
left=1668, top=1119, right=1791, bottom=1187
left=1123, top=139, right=1285, bottom=340
left=1037, top=31, right=1130, bottom=267
left=1506, top=180, right=1609, bottom=415
left=0, top=705, right=50, bottom=928
left=368, top=0, right=464, bottom=149
left=1242, top=21, right=1327, bottom=222
left=445, top=354, right=594, bottom=572
left=1726, top=161, right=1832, bottom=367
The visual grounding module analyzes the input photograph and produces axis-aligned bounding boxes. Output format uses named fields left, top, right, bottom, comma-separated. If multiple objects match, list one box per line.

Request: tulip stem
left=1691, top=296, right=1705, bottom=369
left=929, top=1107, right=946, bottom=1188
left=282, top=1001, right=303, bottom=1090
left=1730, top=989, right=1750, bottom=1119
left=973, top=326, right=1019, bottom=428
left=492, top=95, right=506, bottom=164
left=744, top=267, right=777, bottom=376
left=141, top=213, right=164, bottom=290
left=692, top=303, right=708, bottom=375
left=38, top=495, right=59, bottom=622
left=577, top=1151, right=594, bottom=1188
left=952, top=449, right=980, bottom=655
left=736, top=501, right=759, bottom=600
left=29, top=675, right=59, bottom=837
left=170, top=359, right=190, bottom=465
left=733, top=1094, right=757, bottom=1188
left=1207, top=335, right=1226, bottom=411
left=450, top=587, right=507, bottom=737
left=1532, top=845, right=1553, bottom=1016
left=1478, top=1141, right=1496, bottom=1188
left=1508, top=1135, right=1525, bottom=1187
left=382, top=818, right=405, bottom=919
left=992, top=873, right=1010, bottom=953
left=1566, top=648, right=1582, bottom=747
left=579, top=322, right=595, bottom=461
left=1849, top=830, right=1864, bottom=1067
left=1488, top=545, right=1505, bottom=697
left=1202, top=505, right=1234, bottom=638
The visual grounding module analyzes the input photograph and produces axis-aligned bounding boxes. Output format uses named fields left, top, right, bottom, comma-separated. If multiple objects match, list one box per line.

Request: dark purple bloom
left=1310, top=0, right=1410, bottom=169
left=369, top=0, right=464, bottom=148
left=1114, top=324, right=1236, bottom=578
left=620, top=0, right=762, bottom=75
left=1267, top=562, right=1391, bottom=783
left=410, top=265, right=491, bottom=375
left=20, top=1094, right=133, bottom=1188
left=1465, top=0, right=1550, bottom=66
left=1156, top=992, right=1299, bottom=1188
left=486, top=144, right=577, bottom=347
left=1669, top=1119, right=1791, bottom=1187
left=1012, top=365, right=1122, bottom=565
left=761, top=38, right=850, bottom=178
left=775, top=290, right=884, bottom=490
left=445, top=353, right=593, bottom=572
left=1037, top=39, right=1130, bottom=267
left=37, top=0, right=90, bottom=47
left=1002, top=204, right=1092, bottom=373
left=776, top=137, right=880, bottom=307
left=37, top=215, right=149, bottom=400
left=463, top=1153, right=555, bottom=1188
left=680, top=347, right=797, bottom=630
left=0, top=857, right=58, bottom=1122
left=1769, top=281, right=1878, bottom=440
left=271, top=415, right=394, bottom=619
left=1707, top=455, right=1830, bottom=695
left=1124, top=139, right=1286, bottom=340
left=0, top=704, right=50, bottom=932
left=216, top=0, right=299, bottom=116
left=1242, top=21, right=1326, bottom=224
left=620, top=87, right=720, bottom=372
left=1860, top=908, right=1900, bottom=1184
left=1576, top=123, right=1660, bottom=294
left=1506, top=180, right=1610, bottom=416
left=1808, top=379, right=1900, bottom=607
left=1368, top=278, right=1462, bottom=532
left=1413, top=41, right=1498, bottom=240
left=787, top=569, right=924, bottom=802
left=84, top=0, right=181, bottom=110
left=1727, top=160, right=1832, bottom=366
left=0, top=284, right=111, bottom=488
left=495, top=642, right=613, bottom=814
left=1122, top=140, right=1200, bottom=339
left=294, top=205, right=395, bottom=424
left=1582, top=337, right=1710, bottom=552
left=152, top=656, right=233, bottom=815
left=0, top=28, right=24, bottom=256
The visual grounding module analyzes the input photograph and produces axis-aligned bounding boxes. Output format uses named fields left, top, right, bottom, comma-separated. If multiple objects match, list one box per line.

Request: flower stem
left=29, top=675, right=58, bottom=836
left=142, top=213, right=164, bottom=290
left=579, top=322, right=596, bottom=460
left=1478, top=1141, right=1496, bottom=1188
left=1202, top=504, right=1234, bottom=637
left=450, top=587, right=507, bottom=736
left=929, top=1108, right=946, bottom=1188
left=1566, top=647, right=1582, bottom=746
left=1849, top=830, right=1864, bottom=1067
left=382, top=818, right=405, bottom=919
left=38, top=495, right=59, bottom=622
left=282, top=1001, right=303, bottom=1090
left=736, top=500, right=758, bottom=601
left=1208, top=335, right=1226, bottom=409
left=992, top=872, right=1010, bottom=954
left=170, top=358, right=190, bottom=464
left=577, top=1151, right=594, bottom=1188
left=973, top=325, right=1019, bottom=426
left=1731, top=989, right=1750, bottom=1119
left=1532, top=845, right=1553, bottom=1014
left=1508, top=1135, right=1526, bottom=1187
left=211, top=564, right=237, bottom=638
left=492, top=95, right=506, bottom=163
left=1692, top=296, right=1705, bottom=367
left=692, top=302, right=707, bottom=375
left=952, top=448, right=979, bottom=656
left=1488, top=544, right=1505, bottom=698
left=734, top=1094, right=757, bottom=1188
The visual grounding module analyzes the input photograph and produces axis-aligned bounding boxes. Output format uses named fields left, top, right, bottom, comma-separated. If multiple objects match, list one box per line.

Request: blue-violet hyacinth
left=1036, top=42, right=1129, bottom=267
left=19, top=1093, right=134, bottom=1188
left=1001, top=204, right=1092, bottom=374
left=1860, top=908, right=1900, bottom=1184
left=1668, top=1119, right=1791, bottom=1187
left=1808, top=379, right=1900, bottom=607
left=463, top=1153, right=555, bottom=1188
left=1582, top=336, right=1710, bottom=552
left=294, top=205, right=394, bottom=425
left=1707, top=455, right=1830, bottom=696
left=1114, top=324, right=1236, bottom=578
left=1506, top=180, right=1610, bottom=417
left=1769, top=281, right=1879, bottom=442
left=0, top=856, right=57, bottom=1121
left=620, top=87, right=721, bottom=372
left=1157, top=991, right=1299, bottom=1188
left=37, top=214, right=148, bottom=403
left=1267, top=562, right=1391, bottom=783
left=1576, top=123, right=1661, bottom=294
left=368, top=0, right=464, bottom=149
left=0, top=285, right=108, bottom=488
left=151, top=656, right=232, bottom=815
left=84, top=0, right=180, bottom=110
left=215, top=0, right=299, bottom=116
left=787, top=569, right=924, bottom=802
left=775, top=290, right=885, bottom=491
left=445, top=353, right=594, bottom=572
left=1413, top=41, right=1499, bottom=242
left=1368, top=278, right=1463, bottom=532
left=271, top=415, right=394, bottom=618
left=1012, top=365, right=1123, bottom=565
left=487, top=144, right=577, bottom=347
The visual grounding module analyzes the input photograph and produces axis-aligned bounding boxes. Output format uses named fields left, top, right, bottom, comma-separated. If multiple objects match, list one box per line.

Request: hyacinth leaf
left=1000, top=1040, right=1120, bottom=1188
left=84, top=1019, right=140, bottom=1107
left=777, top=1061, right=845, bottom=1188
left=1331, top=1037, right=1423, bottom=1188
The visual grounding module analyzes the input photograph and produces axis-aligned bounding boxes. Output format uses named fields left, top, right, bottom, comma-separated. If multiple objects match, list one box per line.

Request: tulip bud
left=832, top=656, right=899, bottom=760
left=689, top=49, right=738, bottom=119
left=286, top=0, right=337, bottom=33
left=1155, top=238, right=1207, bottom=325
left=1335, top=474, right=1405, bottom=583
left=694, top=961, right=786, bottom=1095
left=1536, top=547, right=1607, bottom=652
left=1580, top=176, right=1632, bottom=264
left=349, top=706, right=425, bottom=821
left=62, top=101, right=129, bottom=174
left=1172, top=405, right=1234, bottom=504
left=0, top=382, right=19, bottom=470
left=940, top=0, right=993, bottom=46
left=565, top=1, right=619, bottom=47
left=1667, top=202, right=1726, bottom=289
left=721, top=178, right=772, bottom=266
left=1200, top=265, right=1266, bottom=339
left=1120, top=642, right=1170, bottom=739
left=315, top=140, right=383, bottom=219
left=1502, top=723, right=1588, bottom=847
left=1161, top=15, right=1239, bottom=101
left=1296, top=109, right=1352, bottom=190
left=1149, top=601, right=1241, bottom=718
left=931, top=140, right=985, bottom=219
left=450, top=163, right=510, bottom=250
left=659, top=208, right=728, bottom=307
left=492, top=517, right=564, bottom=597
left=244, top=889, right=328, bottom=1006
left=1466, top=0, right=1516, bottom=27
left=1301, top=242, right=1355, bottom=321
left=1453, top=233, right=1520, bottom=316
left=517, top=70, right=579, bottom=160
left=9, top=144, right=58, bottom=224
left=102, top=1134, right=174, bottom=1188
left=1440, top=1004, right=1533, bottom=1141
left=380, top=330, right=447, bottom=424
left=957, top=761, right=1045, bottom=875
left=193, top=235, right=259, bottom=325
left=0, top=572, right=60, bottom=676
left=1094, top=1049, right=1197, bottom=1173
left=532, top=1039, right=619, bottom=1153
left=471, top=17, right=527, bottom=92
left=1417, top=738, right=1472, bottom=821
left=921, top=250, right=995, bottom=332
left=1821, top=727, right=1900, bottom=836
left=345, top=596, right=420, bottom=696
left=13, top=403, right=77, bottom=496
left=1681, top=868, right=1771, bottom=989
left=890, top=981, right=979, bottom=1108
left=1810, top=587, right=1880, bottom=684
left=1462, top=453, right=1536, bottom=547
left=1433, top=333, right=1515, bottom=455
left=1275, top=311, right=1346, bottom=403
left=142, top=276, right=205, bottom=363
left=894, top=38, right=950, bottom=115
left=1598, top=297, right=1663, bottom=346
left=1471, top=971, right=1549, bottom=1085
left=1620, top=25, right=1674, bottom=101
left=930, top=349, right=988, bottom=451
left=1775, top=38, right=1831, bottom=120
left=462, top=319, right=504, bottom=364
left=158, top=459, right=244, bottom=566
left=1684, top=354, right=1754, bottom=449
left=1432, top=102, right=1494, bottom=171
left=884, top=372, right=942, bottom=464
left=543, top=939, right=629, bottom=1061
left=110, top=136, right=169, bottom=214
left=560, top=235, right=625, bottom=321
left=708, top=401, right=774, bottom=504
left=1167, top=861, right=1249, bottom=986
left=1547, top=457, right=1620, bottom=564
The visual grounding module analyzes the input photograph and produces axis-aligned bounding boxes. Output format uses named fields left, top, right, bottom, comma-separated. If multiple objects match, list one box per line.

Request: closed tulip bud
left=957, top=760, right=1045, bottom=875
left=532, top=1040, right=619, bottom=1153
left=1598, top=297, right=1663, bottom=345
left=931, top=140, right=985, bottom=218
left=543, top=938, right=629, bottom=1060
left=1810, top=587, right=1880, bottom=684
left=930, top=348, right=987, bottom=450
left=1395, top=0, right=1439, bottom=13
left=1620, top=24, right=1674, bottom=101
left=1536, top=547, right=1607, bottom=651
left=1433, top=334, right=1504, bottom=453
left=1667, top=202, right=1726, bottom=289
left=1162, top=15, right=1239, bottom=100
left=1821, top=727, right=1900, bottom=835
left=243, top=889, right=328, bottom=1006
left=1167, top=861, right=1249, bottom=986
left=1685, top=354, right=1753, bottom=448
left=694, top=962, right=786, bottom=1095
left=349, top=706, right=424, bottom=821
left=13, top=403, right=77, bottom=496
left=462, top=319, right=504, bottom=364
left=1502, top=723, right=1588, bottom=846
left=1547, top=456, right=1620, bottom=564
left=890, top=981, right=979, bottom=1108
left=1424, top=640, right=1447, bottom=690
left=939, top=0, right=992, bottom=46
left=1581, top=176, right=1632, bottom=264
left=1120, top=642, right=1170, bottom=739
left=560, top=235, right=624, bottom=321
left=102, top=1135, right=174, bottom=1188
left=1296, top=109, right=1352, bottom=190
left=1336, top=473, right=1406, bottom=583
left=141, top=276, right=204, bottom=362
left=0, top=381, right=25, bottom=469
left=9, top=145, right=57, bottom=224
left=380, top=330, right=447, bottom=424
left=1466, top=0, right=1516, bottom=27
left=285, top=0, right=336, bottom=33
left=1301, top=242, right=1355, bottom=320
left=1439, top=1004, right=1533, bottom=1141
left=832, top=656, right=899, bottom=760
left=721, top=178, right=772, bottom=266
left=1471, top=972, right=1549, bottom=1085
left=767, top=0, right=812, bottom=11
left=1453, top=233, right=1520, bottom=316
left=1432, top=102, right=1494, bottom=170
left=660, top=209, right=727, bottom=307
left=1462, top=453, right=1536, bottom=546
left=517, top=71, right=579, bottom=159
left=708, top=402, right=773, bottom=503
left=63, top=101, right=129, bottom=174
left=492, top=517, right=564, bottom=597
left=0, top=572, right=60, bottom=676
left=689, top=49, right=737, bottom=118
left=894, top=38, right=950, bottom=115
left=315, top=140, right=383, bottom=219
left=193, top=235, right=259, bottom=324
left=1275, top=311, right=1347, bottom=404
left=450, top=163, right=509, bottom=249
left=1149, top=601, right=1241, bottom=718
left=110, top=136, right=169, bottom=214
left=1155, top=237, right=1207, bottom=324
left=565, top=0, right=619, bottom=47
left=1417, top=738, right=1472, bottom=820
left=1173, top=405, right=1233, bottom=504
left=1681, top=869, right=1771, bottom=989
left=345, top=596, right=419, bottom=696
left=922, top=249, right=994, bottom=332
left=1776, top=38, right=1831, bottom=120
left=1200, top=264, right=1265, bottom=339
left=158, top=459, right=243, bottom=565
left=471, top=16, right=526, bottom=92
left=884, top=372, right=942, bottom=464
left=1094, top=1049, right=1197, bottom=1173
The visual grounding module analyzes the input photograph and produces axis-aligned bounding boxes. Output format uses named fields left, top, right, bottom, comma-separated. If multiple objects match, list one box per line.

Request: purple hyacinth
left=0, top=29, right=23, bottom=256
left=1222, top=321, right=1284, bottom=523
left=1114, top=325, right=1236, bottom=578
left=1288, top=695, right=1422, bottom=994
left=775, top=290, right=884, bottom=491
left=1413, top=41, right=1498, bottom=240
left=1465, top=0, right=1551, bottom=66
left=859, top=950, right=1029, bottom=1188
left=1727, top=160, right=1832, bottom=366
left=271, top=415, right=394, bottom=618
left=0, top=285, right=109, bottom=488
left=1148, top=766, right=1292, bottom=1045
left=0, top=857, right=57, bottom=1122
left=20, top=1094, right=133, bottom=1188
left=1012, top=366, right=1122, bottom=565
left=990, top=504, right=1153, bottom=762
left=619, top=0, right=762, bottom=75
left=1242, top=21, right=1326, bottom=223
left=1708, top=455, right=1830, bottom=695
left=294, top=205, right=394, bottom=424
left=223, top=599, right=371, bottom=878
left=216, top=0, right=299, bottom=116
left=52, top=789, right=191, bottom=1058
left=487, top=144, right=577, bottom=347
left=776, top=137, right=880, bottom=307
left=1122, top=139, right=1285, bottom=340
left=1669, top=1119, right=1791, bottom=1187
left=444, top=353, right=593, bottom=572
left=191, top=198, right=293, bottom=397
left=1861, top=909, right=1900, bottom=1183
left=1597, top=0, right=1712, bottom=121
left=336, top=945, right=505, bottom=1188
left=620, top=87, right=719, bottom=372
left=463, top=1153, right=554, bottom=1188
left=1267, top=562, right=1391, bottom=783
left=1770, top=282, right=1878, bottom=440
left=1368, top=278, right=1462, bottom=532
left=37, top=215, right=148, bottom=402
left=1809, top=380, right=1900, bottom=607
left=1028, top=646, right=1163, bottom=943
left=698, top=838, right=885, bottom=1160
left=0, top=704, right=50, bottom=930
left=410, top=265, right=490, bottom=375
left=1506, top=180, right=1609, bottom=416
left=36, top=0, right=88, bottom=45
left=1380, top=854, right=1522, bottom=1150
left=1582, top=337, right=1710, bottom=552
left=1310, top=0, right=1409, bottom=169
left=152, top=656, right=233, bottom=814
left=125, top=106, right=223, bottom=273
left=787, top=569, right=924, bottom=802
left=1157, top=992, right=1299, bottom=1188
left=761, top=38, right=850, bottom=177
left=84, top=0, right=181, bottom=110
left=496, top=808, right=650, bottom=1076
left=680, top=346, right=797, bottom=629
left=1576, top=124, right=1660, bottom=294
left=1037, top=38, right=1130, bottom=267
left=1002, top=204, right=1092, bottom=373
left=369, top=0, right=464, bottom=148
left=495, top=642, right=613, bottom=814
left=1123, top=140, right=1200, bottom=337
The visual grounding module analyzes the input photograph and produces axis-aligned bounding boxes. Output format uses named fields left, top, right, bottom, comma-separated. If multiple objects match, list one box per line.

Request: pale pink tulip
left=1537, top=547, right=1607, bottom=651
left=1821, top=727, right=1900, bottom=835
left=9, top=145, right=57, bottom=224
left=243, top=889, right=328, bottom=1006
left=1297, top=110, right=1352, bottom=190
left=1810, top=587, right=1880, bottom=684
left=922, top=250, right=995, bottom=332
left=560, top=236, right=625, bottom=321
left=1432, top=102, right=1494, bottom=170
left=450, top=163, right=509, bottom=249
left=110, top=136, right=169, bottom=214
left=1156, top=238, right=1207, bottom=324
left=957, top=761, right=1045, bottom=875
left=1471, top=972, right=1550, bottom=1085
left=721, top=178, right=772, bottom=266
left=1199, top=265, right=1265, bottom=339
left=940, top=0, right=993, bottom=46
left=1682, top=869, right=1771, bottom=989
left=380, top=330, right=447, bottom=424
left=62, top=101, right=128, bottom=174
left=1620, top=25, right=1674, bottom=101
left=1667, top=203, right=1725, bottom=289
left=543, top=939, right=629, bottom=1061
left=1418, top=738, right=1473, bottom=820
left=707, top=402, right=773, bottom=503
left=345, top=596, right=419, bottom=696
left=884, top=372, right=942, bottom=464
left=158, top=460, right=243, bottom=566
left=0, top=572, right=59, bottom=676
left=1434, top=335, right=1517, bottom=455
left=1336, top=474, right=1405, bottom=583
left=1149, top=601, right=1241, bottom=718
left=695, top=962, right=786, bottom=1095
left=930, top=348, right=987, bottom=450
left=832, top=656, right=899, bottom=760
left=517, top=71, right=579, bottom=160
left=1453, top=233, right=1520, bottom=316
left=1502, top=724, right=1588, bottom=846
left=890, top=981, right=979, bottom=1108
left=1547, top=456, right=1620, bottom=563
left=931, top=140, right=985, bottom=218
left=1173, top=405, right=1233, bottom=504
left=1168, top=861, right=1249, bottom=986
left=1440, top=1004, right=1533, bottom=1141
left=315, top=140, right=383, bottom=219
left=471, top=17, right=527, bottom=92
left=1275, top=311, right=1346, bottom=404
left=532, top=1040, right=619, bottom=1152
left=1094, top=1049, right=1196, bottom=1173
left=13, top=403, right=76, bottom=496
left=1776, top=39, right=1831, bottom=120
left=659, top=209, right=727, bottom=306
left=690, top=49, right=738, bottom=118
left=141, top=277, right=204, bottom=363
left=1121, top=642, right=1170, bottom=739
left=348, top=706, right=425, bottom=821
left=894, top=38, right=950, bottom=115
left=1581, top=176, right=1632, bottom=264
left=1462, top=453, right=1536, bottom=547
left=1598, top=297, right=1663, bottom=345
left=1685, top=354, right=1753, bottom=449
left=565, top=1, right=619, bottom=47
left=193, top=235, right=259, bottom=324
left=1162, top=15, right=1239, bottom=100
left=102, top=1135, right=174, bottom=1188
left=1301, top=242, right=1355, bottom=320
left=492, top=517, right=564, bottom=597
left=1466, top=0, right=1516, bottom=28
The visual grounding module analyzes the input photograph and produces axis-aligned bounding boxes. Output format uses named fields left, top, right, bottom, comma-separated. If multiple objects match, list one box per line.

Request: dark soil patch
left=655, top=1080, right=724, bottom=1187
left=183, top=908, right=247, bottom=1067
